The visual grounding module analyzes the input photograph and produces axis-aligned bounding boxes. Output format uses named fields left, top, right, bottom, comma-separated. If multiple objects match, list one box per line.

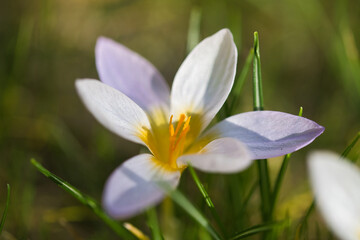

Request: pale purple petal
left=177, top=138, right=252, bottom=173
left=204, top=111, right=324, bottom=159
left=96, top=37, right=170, bottom=113
left=170, top=29, right=237, bottom=131
left=75, top=79, right=151, bottom=145
left=103, top=154, right=181, bottom=219
left=308, top=151, right=360, bottom=240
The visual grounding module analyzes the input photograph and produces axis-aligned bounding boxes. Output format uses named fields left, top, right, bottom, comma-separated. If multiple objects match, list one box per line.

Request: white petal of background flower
left=96, top=37, right=170, bottom=113
left=178, top=138, right=252, bottom=173
left=308, top=151, right=360, bottom=240
left=103, top=154, right=181, bottom=219
left=204, top=111, right=325, bottom=159
left=75, top=79, right=151, bottom=145
left=170, top=29, right=237, bottom=130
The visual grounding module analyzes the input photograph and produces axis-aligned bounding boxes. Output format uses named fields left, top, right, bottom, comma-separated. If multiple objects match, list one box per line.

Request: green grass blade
left=256, top=160, right=271, bottom=221
left=340, top=131, right=360, bottom=160
left=252, top=31, right=264, bottom=111
left=30, top=159, right=137, bottom=240
left=229, top=221, right=284, bottom=240
left=296, top=201, right=315, bottom=238
left=188, top=165, right=215, bottom=208
left=298, top=106, right=303, bottom=117
left=252, top=31, right=271, bottom=222
left=270, top=154, right=290, bottom=216
left=236, top=181, right=257, bottom=218
left=188, top=165, right=227, bottom=238
left=0, top=184, right=10, bottom=235
left=160, top=183, right=222, bottom=240
left=147, top=208, right=163, bottom=240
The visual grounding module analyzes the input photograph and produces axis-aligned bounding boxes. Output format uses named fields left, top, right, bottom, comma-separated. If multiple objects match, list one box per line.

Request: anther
left=183, top=116, right=191, bottom=131
left=168, top=114, right=192, bottom=168
left=169, top=115, right=174, bottom=136
left=174, top=114, right=186, bottom=136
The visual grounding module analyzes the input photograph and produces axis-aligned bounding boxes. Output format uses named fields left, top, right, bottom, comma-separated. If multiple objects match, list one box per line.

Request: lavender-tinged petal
left=204, top=111, right=324, bottom=159
left=103, top=154, right=181, bottom=219
left=177, top=138, right=252, bottom=173
left=75, top=79, right=151, bottom=145
left=96, top=37, right=170, bottom=113
left=170, top=29, right=237, bottom=131
left=308, top=151, right=360, bottom=240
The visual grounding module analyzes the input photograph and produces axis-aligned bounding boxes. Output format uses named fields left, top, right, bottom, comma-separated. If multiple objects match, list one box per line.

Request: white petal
left=96, top=37, right=170, bottom=113
left=308, top=151, right=360, bottom=240
left=170, top=29, right=237, bottom=131
left=177, top=138, right=252, bottom=173
left=75, top=79, right=151, bottom=145
left=204, top=111, right=324, bottom=159
left=102, top=154, right=181, bottom=219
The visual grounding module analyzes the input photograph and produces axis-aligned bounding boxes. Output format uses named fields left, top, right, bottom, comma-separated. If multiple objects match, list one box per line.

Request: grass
left=0, top=0, right=359, bottom=239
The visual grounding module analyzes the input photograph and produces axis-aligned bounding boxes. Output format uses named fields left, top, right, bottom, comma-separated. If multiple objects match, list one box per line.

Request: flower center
left=139, top=111, right=205, bottom=171
left=168, top=114, right=191, bottom=168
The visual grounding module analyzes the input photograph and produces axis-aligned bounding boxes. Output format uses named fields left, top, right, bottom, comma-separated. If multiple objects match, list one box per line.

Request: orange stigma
left=168, top=114, right=191, bottom=168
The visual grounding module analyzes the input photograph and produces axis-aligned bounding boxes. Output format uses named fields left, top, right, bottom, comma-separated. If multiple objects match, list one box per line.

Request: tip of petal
left=95, top=36, right=131, bottom=62
left=95, top=36, right=118, bottom=58
left=217, top=28, right=232, bottom=37
left=293, top=124, right=325, bottom=153
left=75, top=78, right=99, bottom=91
left=96, top=36, right=113, bottom=48
left=213, top=28, right=235, bottom=46
left=318, top=125, right=325, bottom=133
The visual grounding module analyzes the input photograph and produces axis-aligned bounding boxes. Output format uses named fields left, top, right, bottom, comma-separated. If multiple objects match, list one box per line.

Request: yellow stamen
left=168, top=114, right=191, bottom=168
left=183, top=116, right=191, bottom=130
left=169, top=115, right=174, bottom=136
left=174, top=114, right=186, bottom=136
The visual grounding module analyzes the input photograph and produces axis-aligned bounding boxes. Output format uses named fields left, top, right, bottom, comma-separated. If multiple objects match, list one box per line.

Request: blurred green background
left=1, top=0, right=359, bottom=239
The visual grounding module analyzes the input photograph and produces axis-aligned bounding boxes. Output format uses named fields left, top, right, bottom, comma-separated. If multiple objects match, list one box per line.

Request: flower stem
left=0, top=184, right=10, bottom=235
left=188, top=165, right=227, bottom=239
left=30, top=159, right=138, bottom=240
left=252, top=31, right=271, bottom=223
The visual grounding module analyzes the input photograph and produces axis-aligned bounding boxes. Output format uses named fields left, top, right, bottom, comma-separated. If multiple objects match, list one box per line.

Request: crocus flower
left=308, top=151, right=360, bottom=240
left=75, top=29, right=324, bottom=219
